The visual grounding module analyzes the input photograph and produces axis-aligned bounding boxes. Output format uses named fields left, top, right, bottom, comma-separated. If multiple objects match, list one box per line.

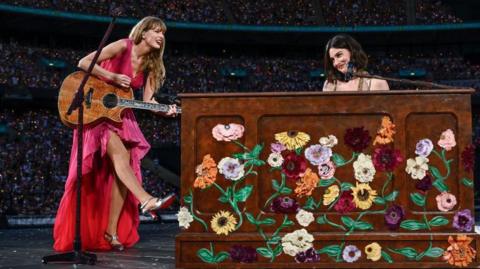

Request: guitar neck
left=118, top=98, right=181, bottom=113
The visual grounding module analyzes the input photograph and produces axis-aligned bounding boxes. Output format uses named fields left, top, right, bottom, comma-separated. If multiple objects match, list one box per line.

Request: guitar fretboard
left=118, top=98, right=181, bottom=113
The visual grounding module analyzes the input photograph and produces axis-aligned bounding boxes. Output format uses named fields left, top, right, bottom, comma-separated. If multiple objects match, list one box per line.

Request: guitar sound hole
left=103, top=94, right=118, bottom=108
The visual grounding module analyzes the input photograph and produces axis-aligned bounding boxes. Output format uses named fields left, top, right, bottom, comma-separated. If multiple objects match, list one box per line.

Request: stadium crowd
left=3, top=0, right=463, bottom=26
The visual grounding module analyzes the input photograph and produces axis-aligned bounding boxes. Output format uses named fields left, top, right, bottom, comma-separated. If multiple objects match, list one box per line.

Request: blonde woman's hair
left=129, top=16, right=167, bottom=93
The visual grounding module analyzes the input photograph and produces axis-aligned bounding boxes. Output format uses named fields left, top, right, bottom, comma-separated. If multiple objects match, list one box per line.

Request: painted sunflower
left=211, top=210, right=237, bottom=236
left=275, top=131, right=310, bottom=150
left=351, top=182, right=377, bottom=210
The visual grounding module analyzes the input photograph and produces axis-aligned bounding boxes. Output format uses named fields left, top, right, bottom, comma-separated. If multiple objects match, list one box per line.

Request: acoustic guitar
left=58, top=71, right=181, bottom=128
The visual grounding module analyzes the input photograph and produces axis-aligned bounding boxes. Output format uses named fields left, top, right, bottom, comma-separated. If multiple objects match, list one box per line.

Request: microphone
left=344, top=61, right=355, bottom=82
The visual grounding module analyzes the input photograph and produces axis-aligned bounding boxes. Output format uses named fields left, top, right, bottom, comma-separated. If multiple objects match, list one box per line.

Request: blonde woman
left=53, top=17, right=177, bottom=252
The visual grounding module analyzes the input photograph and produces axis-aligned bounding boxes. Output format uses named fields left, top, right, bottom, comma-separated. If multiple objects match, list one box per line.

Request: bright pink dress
left=53, top=39, right=150, bottom=251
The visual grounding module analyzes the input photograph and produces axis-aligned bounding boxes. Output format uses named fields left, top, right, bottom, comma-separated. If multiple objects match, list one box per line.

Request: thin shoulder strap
left=357, top=77, right=364, bottom=91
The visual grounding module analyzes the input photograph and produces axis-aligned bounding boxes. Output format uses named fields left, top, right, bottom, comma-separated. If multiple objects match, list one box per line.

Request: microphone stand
left=42, top=9, right=121, bottom=265
left=354, top=72, right=463, bottom=90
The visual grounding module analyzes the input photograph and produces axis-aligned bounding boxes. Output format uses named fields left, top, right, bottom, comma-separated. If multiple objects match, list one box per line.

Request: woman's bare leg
left=106, top=131, right=151, bottom=206
left=106, top=176, right=127, bottom=241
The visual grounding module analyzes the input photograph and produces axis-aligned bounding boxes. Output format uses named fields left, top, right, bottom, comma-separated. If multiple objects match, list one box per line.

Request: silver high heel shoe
left=104, top=232, right=124, bottom=251
left=140, top=193, right=176, bottom=219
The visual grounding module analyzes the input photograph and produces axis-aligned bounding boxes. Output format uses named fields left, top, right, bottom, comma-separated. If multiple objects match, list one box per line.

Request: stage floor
left=0, top=223, right=178, bottom=269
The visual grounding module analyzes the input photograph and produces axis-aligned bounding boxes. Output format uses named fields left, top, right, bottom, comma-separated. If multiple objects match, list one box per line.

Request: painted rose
left=437, top=129, right=456, bottom=151
left=353, top=153, right=376, bottom=183
left=218, top=157, right=245, bottom=181
left=415, top=139, right=433, bottom=157
left=405, top=156, right=429, bottom=180
left=281, top=229, right=314, bottom=257
left=212, top=123, right=245, bottom=141
left=318, top=161, right=336, bottom=180
left=304, top=144, right=332, bottom=166
left=319, top=135, right=338, bottom=148
left=176, top=206, right=194, bottom=229
left=295, top=209, right=314, bottom=227
left=435, top=192, right=457, bottom=212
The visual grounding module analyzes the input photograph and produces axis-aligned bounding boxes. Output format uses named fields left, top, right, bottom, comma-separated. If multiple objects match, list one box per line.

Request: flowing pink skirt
left=53, top=109, right=150, bottom=251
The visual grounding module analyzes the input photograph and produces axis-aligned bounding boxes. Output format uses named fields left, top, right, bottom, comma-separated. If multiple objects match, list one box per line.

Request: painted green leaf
left=340, top=182, right=354, bottom=191
left=317, top=244, right=341, bottom=257
left=424, top=247, right=444, bottom=258
left=214, top=251, right=230, bottom=263
left=353, top=220, right=373, bottom=230
left=332, top=153, right=347, bottom=166
left=272, top=179, right=281, bottom=191
left=462, top=177, right=474, bottom=188
left=304, top=197, right=315, bottom=210
left=258, top=217, right=276, bottom=226
left=374, top=197, right=386, bottom=205
left=381, top=250, right=393, bottom=263
left=273, top=245, right=283, bottom=257
left=234, top=185, right=253, bottom=202
left=256, top=247, right=273, bottom=258
left=432, top=179, right=449, bottom=193
left=318, top=178, right=336, bottom=187
left=341, top=216, right=355, bottom=229
left=249, top=144, right=264, bottom=158
left=218, top=195, right=229, bottom=203
left=295, top=147, right=303, bottom=155
left=232, top=152, right=249, bottom=160
left=280, top=186, right=292, bottom=195
left=410, top=192, right=426, bottom=207
left=268, top=235, right=281, bottom=245
left=183, top=195, right=192, bottom=204
left=391, top=247, right=418, bottom=260
left=197, top=248, right=215, bottom=263
left=245, top=212, right=257, bottom=225
left=283, top=217, right=294, bottom=226
left=384, top=190, right=399, bottom=202
left=429, top=216, right=449, bottom=227
left=429, top=166, right=442, bottom=180
left=316, top=215, right=326, bottom=224
left=252, top=159, right=266, bottom=167
left=400, top=220, right=428, bottom=231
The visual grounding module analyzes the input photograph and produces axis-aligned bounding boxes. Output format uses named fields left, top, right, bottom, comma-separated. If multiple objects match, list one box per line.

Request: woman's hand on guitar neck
left=111, top=73, right=131, bottom=90
left=165, top=104, right=178, bottom=118
left=147, top=99, right=178, bottom=117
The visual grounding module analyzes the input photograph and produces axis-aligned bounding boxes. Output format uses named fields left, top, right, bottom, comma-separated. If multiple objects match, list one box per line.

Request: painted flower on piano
left=194, top=154, right=218, bottom=189
left=275, top=130, right=310, bottom=150
left=176, top=206, right=194, bottom=229
left=212, top=123, right=245, bottom=142
left=218, top=157, right=245, bottom=181
left=373, top=116, right=396, bottom=145
left=437, top=129, right=456, bottom=151
left=443, top=235, right=476, bottom=268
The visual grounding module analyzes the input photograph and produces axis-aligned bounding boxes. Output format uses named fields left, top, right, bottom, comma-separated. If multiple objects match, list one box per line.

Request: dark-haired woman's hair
left=324, top=34, right=368, bottom=83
